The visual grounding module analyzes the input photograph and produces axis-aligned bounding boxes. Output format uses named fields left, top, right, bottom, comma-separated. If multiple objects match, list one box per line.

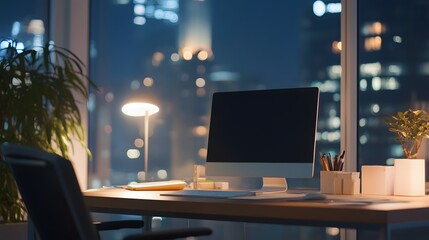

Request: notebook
left=125, top=180, right=187, bottom=191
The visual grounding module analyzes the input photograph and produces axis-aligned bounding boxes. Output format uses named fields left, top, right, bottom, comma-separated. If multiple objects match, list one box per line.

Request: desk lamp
left=122, top=94, right=159, bottom=181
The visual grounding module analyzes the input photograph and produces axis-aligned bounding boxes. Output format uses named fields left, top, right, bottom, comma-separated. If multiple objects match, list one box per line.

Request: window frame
left=51, top=0, right=90, bottom=189
left=341, top=0, right=358, bottom=172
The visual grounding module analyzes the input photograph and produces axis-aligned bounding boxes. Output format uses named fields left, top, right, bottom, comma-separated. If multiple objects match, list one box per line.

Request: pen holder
left=320, top=171, right=342, bottom=194
left=320, top=171, right=360, bottom=195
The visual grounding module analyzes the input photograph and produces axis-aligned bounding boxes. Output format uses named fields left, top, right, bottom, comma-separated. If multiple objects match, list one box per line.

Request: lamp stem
left=144, top=110, right=149, bottom=181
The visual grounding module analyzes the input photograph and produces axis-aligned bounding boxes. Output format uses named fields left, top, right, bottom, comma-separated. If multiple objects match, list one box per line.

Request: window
left=88, top=0, right=340, bottom=186
left=89, top=0, right=341, bottom=239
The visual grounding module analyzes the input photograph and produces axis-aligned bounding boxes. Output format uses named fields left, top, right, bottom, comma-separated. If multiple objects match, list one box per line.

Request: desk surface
left=84, top=188, right=429, bottom=229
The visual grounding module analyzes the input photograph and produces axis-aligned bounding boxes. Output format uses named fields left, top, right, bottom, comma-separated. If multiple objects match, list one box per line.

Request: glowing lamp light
left=121, top=102, right=159, bottom=117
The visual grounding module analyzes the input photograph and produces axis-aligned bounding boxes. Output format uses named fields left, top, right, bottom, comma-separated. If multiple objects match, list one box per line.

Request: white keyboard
left=161, top=189, right=255, bottom=198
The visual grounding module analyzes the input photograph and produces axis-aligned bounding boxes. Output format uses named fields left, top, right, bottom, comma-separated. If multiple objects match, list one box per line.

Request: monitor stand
left=254, top=177, right=288, bottom=194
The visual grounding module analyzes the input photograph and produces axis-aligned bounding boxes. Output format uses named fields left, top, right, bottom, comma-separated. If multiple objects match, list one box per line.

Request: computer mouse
left=303, top=192, right=327, bottom=200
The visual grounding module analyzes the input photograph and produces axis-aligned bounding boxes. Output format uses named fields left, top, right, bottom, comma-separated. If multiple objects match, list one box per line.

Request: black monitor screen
left=207, top=87, right=319, bottom=164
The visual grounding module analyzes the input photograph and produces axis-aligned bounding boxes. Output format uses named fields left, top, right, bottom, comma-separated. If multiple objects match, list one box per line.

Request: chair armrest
left=123, top=227, right=212, bottom=240
left=93, top=220, right=144, bottom=231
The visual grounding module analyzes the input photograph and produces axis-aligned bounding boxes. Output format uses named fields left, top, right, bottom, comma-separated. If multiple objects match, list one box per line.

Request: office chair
left=0, top=143, right=212, bottom=240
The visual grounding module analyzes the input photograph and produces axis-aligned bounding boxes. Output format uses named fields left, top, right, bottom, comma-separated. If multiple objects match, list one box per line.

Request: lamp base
left=137, top=171, right=147, bottom=182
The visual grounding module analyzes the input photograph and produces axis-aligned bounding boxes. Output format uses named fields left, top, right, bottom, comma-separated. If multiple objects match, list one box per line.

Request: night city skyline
left=2, top=0, right=429, bottom=239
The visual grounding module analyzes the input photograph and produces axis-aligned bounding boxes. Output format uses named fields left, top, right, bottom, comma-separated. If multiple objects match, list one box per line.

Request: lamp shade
left=122, top=102, right=159, bottom=117
left=121, top=91, right=160, bottom=117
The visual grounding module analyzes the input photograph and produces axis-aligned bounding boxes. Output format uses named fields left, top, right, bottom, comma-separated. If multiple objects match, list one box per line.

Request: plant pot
left=0, top=222, right=27, bottom=240
left=394, top=159, right=425, bottom=196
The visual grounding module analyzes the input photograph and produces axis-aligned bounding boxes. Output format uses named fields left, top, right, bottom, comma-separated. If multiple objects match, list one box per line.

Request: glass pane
left=358, top=1, right=429, bottom=166
left=0, top=0, right=49, bottom=48
left=89, top=0, right=340, bottom=239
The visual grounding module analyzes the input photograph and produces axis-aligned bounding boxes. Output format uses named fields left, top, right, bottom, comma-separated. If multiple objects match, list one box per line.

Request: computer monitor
left=205, top=87, right=319, bottom=192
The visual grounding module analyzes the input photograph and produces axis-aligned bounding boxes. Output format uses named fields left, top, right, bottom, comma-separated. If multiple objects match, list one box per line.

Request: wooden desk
left=84, top=189, right=429, bottom=239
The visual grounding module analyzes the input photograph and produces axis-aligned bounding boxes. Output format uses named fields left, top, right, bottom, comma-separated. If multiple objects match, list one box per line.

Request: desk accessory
left=192, top=164, right=229, bottom=190
left=394, top=159, right=425, bottom=196
left=361, top=165, right=394, bottom=195
left=320, top=151, right=359, bottom=195
left=125, top=180, right=187, bottom=191
left=193, top=164, right=205, bottom=189
left=320, top=171, right=360, bottom=195
left=320, top=151, right=345, bottom=171
left=122, top=92, right=159, bottom=181
left=385, top=109, right=428, bottom=196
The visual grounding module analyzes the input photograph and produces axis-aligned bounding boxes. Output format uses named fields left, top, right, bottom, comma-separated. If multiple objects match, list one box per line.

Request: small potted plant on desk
left=384, top=109, right=429, bottom=196
left=0, top=41, right=94, bottom=238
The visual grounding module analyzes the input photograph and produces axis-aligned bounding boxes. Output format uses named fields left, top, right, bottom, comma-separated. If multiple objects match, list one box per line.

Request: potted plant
left=0, top=41, right=94, bottom=233
left=384, top=109, right=429, bottom=196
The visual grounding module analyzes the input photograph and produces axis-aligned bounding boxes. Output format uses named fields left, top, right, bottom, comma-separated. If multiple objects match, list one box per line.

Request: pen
left=327, top=153, right=333, bottom=171
left=326, top=153, right=332, bottom=171
left=320, top=150, right=346, bottom=171
left=320, top=153, right=327, bottom=171
left=339, top=150, right=345, bottom=171
left=340, top=150, right=346, bottom=160
left=333, top=154, right=339, bottom=171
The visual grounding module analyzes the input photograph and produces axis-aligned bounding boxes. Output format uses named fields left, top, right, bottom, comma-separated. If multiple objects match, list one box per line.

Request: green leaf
left=384, top=109, right=429, bottom=158
left=0, top=40, right=96, bottom=222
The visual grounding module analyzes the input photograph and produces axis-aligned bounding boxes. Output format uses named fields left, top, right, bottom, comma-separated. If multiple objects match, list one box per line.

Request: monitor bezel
left=205, top=87, right=319, bottom=179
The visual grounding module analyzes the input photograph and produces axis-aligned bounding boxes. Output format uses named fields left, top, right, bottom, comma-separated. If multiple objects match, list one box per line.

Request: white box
left=361, top=165, right=394, bottom=195
left=320, top=171, right=360, bottom=194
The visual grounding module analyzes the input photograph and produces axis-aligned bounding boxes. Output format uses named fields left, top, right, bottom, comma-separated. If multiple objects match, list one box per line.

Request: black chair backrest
left=0, top=143, right=98, bottom=240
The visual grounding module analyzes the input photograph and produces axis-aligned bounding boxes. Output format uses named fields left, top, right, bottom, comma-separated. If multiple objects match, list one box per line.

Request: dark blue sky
left=211, top=0, right=311, bottom=87
left=1, top=0, right=314, bottom=90
left=92, top=0, right=313, bottom=90
left=1, top=0, right=48, bottom=40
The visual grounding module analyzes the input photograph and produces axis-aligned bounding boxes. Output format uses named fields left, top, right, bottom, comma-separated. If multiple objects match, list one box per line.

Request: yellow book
left=125, top=180, right=187, bottom=191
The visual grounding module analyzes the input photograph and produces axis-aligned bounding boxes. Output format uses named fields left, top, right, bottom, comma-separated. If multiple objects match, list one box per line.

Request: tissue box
left=361, top=165, right=394, bottom=195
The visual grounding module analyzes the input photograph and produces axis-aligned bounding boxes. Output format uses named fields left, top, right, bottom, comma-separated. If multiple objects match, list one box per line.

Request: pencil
left=322, top=156, right=329, bottom=171
left=320, top=153, right=326, bottom=171
left=320, top=153, right=328, bottom=171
